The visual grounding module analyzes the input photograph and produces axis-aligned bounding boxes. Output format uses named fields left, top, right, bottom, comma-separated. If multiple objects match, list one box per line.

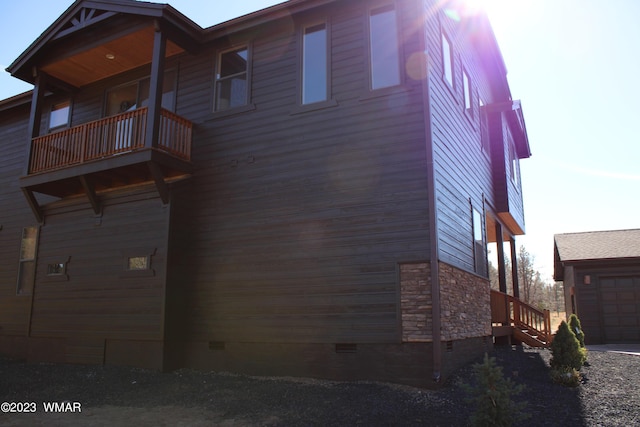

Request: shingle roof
left=554, top=229, right=640, bottom=262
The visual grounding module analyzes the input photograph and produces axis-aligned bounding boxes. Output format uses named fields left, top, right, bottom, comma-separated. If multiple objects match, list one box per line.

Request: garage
left=599, top=275, right=640, bottom=342
left=554, top=229, right=640, bottom=344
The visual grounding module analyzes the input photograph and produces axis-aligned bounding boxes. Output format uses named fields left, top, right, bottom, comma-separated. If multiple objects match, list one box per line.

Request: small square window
left=49, top=101, right=70, bottom=129
left=47, top=263, right=66, bottom=275
left=127, top=256, right=149, bottom=271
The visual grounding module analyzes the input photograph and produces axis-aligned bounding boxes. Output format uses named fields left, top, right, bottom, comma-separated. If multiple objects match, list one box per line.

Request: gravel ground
left=0, top=345, right=638, bottom=426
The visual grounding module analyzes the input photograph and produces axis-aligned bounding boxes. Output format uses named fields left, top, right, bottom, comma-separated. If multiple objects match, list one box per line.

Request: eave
left=6, top=0, right=202, bottom=89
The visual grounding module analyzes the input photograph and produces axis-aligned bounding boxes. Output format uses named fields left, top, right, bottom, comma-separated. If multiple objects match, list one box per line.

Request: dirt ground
left=1, top=344, right=639, bottom=426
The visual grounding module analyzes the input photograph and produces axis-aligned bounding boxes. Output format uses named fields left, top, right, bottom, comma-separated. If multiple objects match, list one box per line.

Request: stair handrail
left=490, top=290, right=551, bottom=344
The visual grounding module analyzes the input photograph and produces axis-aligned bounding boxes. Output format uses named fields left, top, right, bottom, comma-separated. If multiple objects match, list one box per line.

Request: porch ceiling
left=40, top=26, right=184, bottom=88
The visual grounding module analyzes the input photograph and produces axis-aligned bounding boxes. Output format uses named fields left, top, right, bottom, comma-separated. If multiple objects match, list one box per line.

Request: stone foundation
left=399, top=261, right=491, bottom=342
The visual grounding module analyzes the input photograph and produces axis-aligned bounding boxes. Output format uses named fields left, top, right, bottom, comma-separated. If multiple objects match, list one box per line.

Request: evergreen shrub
left=462, top=353, right=529, bottom=427
left=550, top=321, right=586, bottom=371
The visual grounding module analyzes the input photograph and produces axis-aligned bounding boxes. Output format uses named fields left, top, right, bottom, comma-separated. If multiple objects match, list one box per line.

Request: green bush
left=550, top=321, right=586, bottom=371
left=550, top=366, right=582, bottom=387
left=462, top=353, right=529, bottom=427
left=568, top=313, right=585, bottom=348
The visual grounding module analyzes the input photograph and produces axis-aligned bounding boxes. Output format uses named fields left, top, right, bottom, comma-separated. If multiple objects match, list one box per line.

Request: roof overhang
left=6, top=0, right=202, bottom=89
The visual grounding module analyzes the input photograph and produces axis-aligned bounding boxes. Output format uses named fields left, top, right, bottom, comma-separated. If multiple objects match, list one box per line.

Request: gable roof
left=555, top=229, right=640, bottom=262
left=7, top=0, right=202, bottom=87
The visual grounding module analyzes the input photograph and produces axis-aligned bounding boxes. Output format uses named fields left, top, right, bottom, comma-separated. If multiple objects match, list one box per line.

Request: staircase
left=491, top=290, right=552, bottom=348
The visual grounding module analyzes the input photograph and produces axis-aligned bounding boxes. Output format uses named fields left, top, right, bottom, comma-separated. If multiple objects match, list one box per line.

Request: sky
left=1, top=0, right=639, bottom=281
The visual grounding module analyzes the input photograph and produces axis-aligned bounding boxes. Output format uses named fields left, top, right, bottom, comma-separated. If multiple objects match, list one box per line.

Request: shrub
left=568, top=313, right=585, bottom=348
left=462, top=353, right=529, bottom=427
left=550, top=321, right=586, bottom=371
left=550, top=366, right=582, bottom=387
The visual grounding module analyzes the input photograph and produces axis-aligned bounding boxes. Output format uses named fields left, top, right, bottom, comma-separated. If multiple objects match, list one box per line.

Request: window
left=473, top=208, right=487, bottom=276
left=302, top=23, right=328, bottom=104
left=215, top=47, right=249, bottom=111
left=47, top=263, right=66, bottom=275
left=463, top=70, right=472, bottom=112
left=369, top=4, right=401, bottom=90
left=442, top=32, right=453, bottom=88
left=510, top=143, right=520, bottom=185
left=17, top=226, right=38, bottom=295
left=49, top=101, right=70, bottom=129
left=105, top=70, right=177, bottom=117
left=127, top=256, right=149, bottom=271
left=479, top=99, right=490, bottom=154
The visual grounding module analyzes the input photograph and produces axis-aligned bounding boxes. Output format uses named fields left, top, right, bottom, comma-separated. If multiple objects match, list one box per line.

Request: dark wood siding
left=170, top=0, right=430, bottom=344
left=30, top=186, right=169, bottom=342
left=424, top=0, right=496, bottom=271
left=0, top=103, right=33, bottom=337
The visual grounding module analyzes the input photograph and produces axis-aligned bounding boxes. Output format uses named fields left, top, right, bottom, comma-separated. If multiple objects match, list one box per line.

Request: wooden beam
left=79, top=175, right=101, bottom=215
left=21, top=189, right=44, bottom=224
left=148, top=162, right=169, bottom=205
left=145, top=26, right=166, bottom=150
left=510, top=236, right=520, bottom=299
left=25, top=72, right=47, bottom=176
left=496, top=222, right=507, bottom=294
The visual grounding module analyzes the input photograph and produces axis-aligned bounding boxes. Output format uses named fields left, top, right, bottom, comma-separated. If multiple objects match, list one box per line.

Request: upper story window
left=302, top=23, right=328, bottom=104
left=215, top=47, right=249, bottom=111
left=369, top=4, right=401, bottom=90
left=49, top=101, right=70, bottom=130
left=463, top=69, right=472, bottom=113
left=441, top=32, right=454, bottom=88
left=479, top=98, right=490, bottom=154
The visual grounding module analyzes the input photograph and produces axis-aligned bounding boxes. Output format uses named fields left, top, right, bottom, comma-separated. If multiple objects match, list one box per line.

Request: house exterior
left=554, top=229, right=640, bottom=344
left=0, top=0, right=530, bottom=387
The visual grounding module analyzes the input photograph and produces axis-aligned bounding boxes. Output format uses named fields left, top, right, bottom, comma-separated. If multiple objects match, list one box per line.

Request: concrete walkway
left=587, top=344, right=640, bottom=356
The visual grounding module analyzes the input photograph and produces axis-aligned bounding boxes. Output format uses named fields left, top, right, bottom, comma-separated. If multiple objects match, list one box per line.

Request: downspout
left=421, top=61, right=442, bottom=384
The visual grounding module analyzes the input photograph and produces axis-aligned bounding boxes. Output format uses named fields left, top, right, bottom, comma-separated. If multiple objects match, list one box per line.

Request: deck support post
left=510, top=236, right=520, bottom=299
left=145, top=25, right=166, bottom=150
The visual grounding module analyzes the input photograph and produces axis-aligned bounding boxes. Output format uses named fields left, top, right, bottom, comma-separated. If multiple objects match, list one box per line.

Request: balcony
left=20, top=107, right=193, bottom=220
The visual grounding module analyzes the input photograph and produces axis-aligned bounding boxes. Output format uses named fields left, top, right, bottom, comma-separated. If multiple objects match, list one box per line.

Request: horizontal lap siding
left=173, top=0, right=429, bottom=344
left=0, top=105, right=34, bottom=335
left=30, top=188, right=169, bottom=341
left=424, top=0, right=494, bottom=271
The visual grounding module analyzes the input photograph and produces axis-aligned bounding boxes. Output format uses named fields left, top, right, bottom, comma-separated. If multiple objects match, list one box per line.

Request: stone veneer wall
left=439, top=262, right=491, bottom=340
left=399, top=262, right=491, bottom=342
left=399, top=263, right=432, bottom=342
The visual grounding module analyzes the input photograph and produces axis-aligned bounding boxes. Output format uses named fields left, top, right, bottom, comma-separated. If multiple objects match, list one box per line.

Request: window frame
left=48, top=100, right=71, bottom=131
left=441, top=31, right=454, bottom=89
left=368, top=3, right=402, bottom=91
left=120, top=248, right=156, bottom=279
left=16, top=226, right=39, bottom=295
left=463, top=68, right=473, bottom=117
left=472, top=205, right=487, bottom=277
left=213, top=45, right=251, bottom=113
left=301, top=21, right=329, bottom=105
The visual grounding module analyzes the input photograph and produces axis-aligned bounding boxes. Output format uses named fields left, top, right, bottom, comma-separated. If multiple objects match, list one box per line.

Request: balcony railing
left=29, top=107, right=192, bottom=174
